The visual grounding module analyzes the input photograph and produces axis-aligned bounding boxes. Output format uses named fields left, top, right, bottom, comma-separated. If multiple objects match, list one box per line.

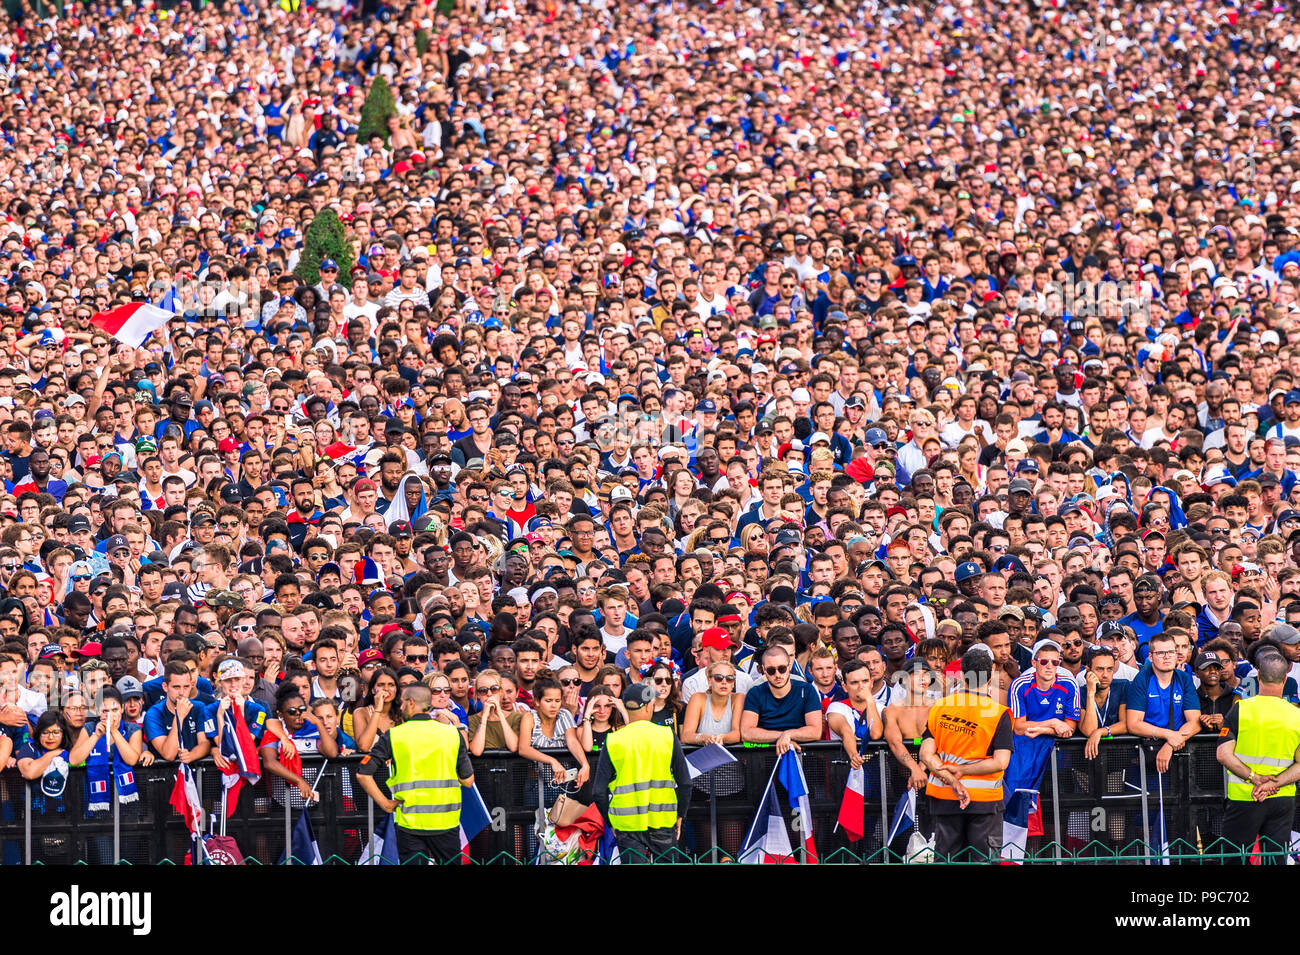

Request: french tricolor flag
left=90, top=779, right=108, bottom=795
left=836, top=766, right=865, bottom=842
left=739, top=774, right=796, bottom=864
left=458, top=783, right=492, bottom=864
left=220, top=704, right=262, bottom=816
left=776, top=751, right=818, bottom=863
left=739, top=752, right=819, bottom=864
left=89, top=301, right=175, bottom=348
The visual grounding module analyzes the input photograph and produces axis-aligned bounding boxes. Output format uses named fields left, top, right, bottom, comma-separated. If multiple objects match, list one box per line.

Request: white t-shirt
left=601, top=628, right=628, bottom=657
left=827, top=699, right=877, bottom=742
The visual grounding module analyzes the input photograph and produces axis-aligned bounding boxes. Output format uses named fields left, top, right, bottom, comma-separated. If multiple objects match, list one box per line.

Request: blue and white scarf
left=84, top=727, right=139, bottom=812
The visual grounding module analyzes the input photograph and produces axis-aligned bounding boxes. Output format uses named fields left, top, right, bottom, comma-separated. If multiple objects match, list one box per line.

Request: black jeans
left=395, top=825, right=461, bottom=865
left=931, top=808, right=1003, bottom=862
left=1220, top=797, right=1294, bottom=864
left=613, top=826, right=677, bottom=863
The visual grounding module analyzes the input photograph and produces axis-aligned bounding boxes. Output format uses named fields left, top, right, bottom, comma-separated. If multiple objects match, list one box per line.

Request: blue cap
left=1016, top=459, right=1040, bottom=474
left=955, top=560, right=982, bottom=583
left=864, top=427, right=889, bottom=446
left=319, top=258, right=338, bottom=271
left=993, top=555, right=1027, bottom=575
left=1285, top=390, right=1300, bottom=406
left=894, top=254, right=917, bottom=268
left=697, top=399, right=718, bottom=414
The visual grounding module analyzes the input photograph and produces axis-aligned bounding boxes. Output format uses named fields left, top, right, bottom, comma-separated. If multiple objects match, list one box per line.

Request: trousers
left=1220, top=797, right=1294, bottom=864
left=613, top=826, right=677, bottom=864
left=931, top=807, right=1003, bottom=862
left=395, top=825, right=461, bottom=865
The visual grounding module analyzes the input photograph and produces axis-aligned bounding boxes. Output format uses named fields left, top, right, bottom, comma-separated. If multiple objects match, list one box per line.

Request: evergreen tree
left=357, top=74, right=397, bottom=144
left=294, top=209, right=354, bottom=289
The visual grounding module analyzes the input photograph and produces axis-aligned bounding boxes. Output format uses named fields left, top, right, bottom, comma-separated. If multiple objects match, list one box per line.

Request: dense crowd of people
left=4, top=0, right=1300, bottom=862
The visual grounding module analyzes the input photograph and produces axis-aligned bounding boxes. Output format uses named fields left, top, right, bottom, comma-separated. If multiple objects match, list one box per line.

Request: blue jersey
left=1008, top=673, right=1081, bottom=724
left=202, top=699, right=268, bottom=745
left=1125, top=664, right=1199, bottom=731
left=143, top=700, right=205, bottom=753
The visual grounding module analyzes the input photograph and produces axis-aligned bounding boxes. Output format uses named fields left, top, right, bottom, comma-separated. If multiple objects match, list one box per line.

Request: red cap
left=73, top=641, right=102, bottom=658
left=219, top=436, right=240, bottom=453
left=357, top=648, right=384, bottom=667
left=701, top=627, right=732, bottom=650
left=354, top=478, right=377, bottom=492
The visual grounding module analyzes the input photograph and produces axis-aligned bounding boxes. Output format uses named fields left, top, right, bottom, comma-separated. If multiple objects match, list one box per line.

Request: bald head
left=238, top=637, right=263, bottom=657
left=402, top=683, right=433, bottom=711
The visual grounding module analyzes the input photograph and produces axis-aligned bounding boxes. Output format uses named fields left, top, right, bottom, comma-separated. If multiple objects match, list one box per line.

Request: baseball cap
left=1008, top=478, right=1033, bottom=495
left=955, top=560, right=982, bottom=582
left=217, top=659, right=247, bottom=680
left=1194, top=652, right=1223, bottom=671
left=622, top=683, right=657, bottom=709
left=358, top=648, right=385, bottom=667
left=105, top=534, right=129, bottom=554
left=115, top=676, right=144, bottom=700
left=1032, top=638, right=1062, bottom=657
left=701, top=627, right=733, bottom=650
left=72, top=641, right=102, bottom=659
left=1269, top=624, right=1300, bottom=646
left=38, top=643, right=65, bottom=660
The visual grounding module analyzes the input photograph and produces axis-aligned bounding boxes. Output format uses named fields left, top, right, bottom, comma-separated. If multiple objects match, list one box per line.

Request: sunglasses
left=764, top=665, right=789, bottom=676
left=652, top=677, right=671, bottom=685
left=283, top=706, right=307, bottom=716
left=711, top=674, right=736, bottom=683
left=430, top=686, right=451, bottom=694
left=405, top=653, right=429, bottom=663
left=477, top=685, right=501, bottom=694
left=560, top=678, right=582, bottom=687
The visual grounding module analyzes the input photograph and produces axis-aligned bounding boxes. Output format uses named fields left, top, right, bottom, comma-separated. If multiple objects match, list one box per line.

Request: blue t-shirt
left=143, top=700, right=205, bottom=753
left=742, top=680, right=821, bottom=732
left=1119, top=612, right=1164, bottom=660
left=1087, top=678, right=1129, bottom=728
left=1125, top=665, right=1199, bottom=730
left=142, top=674, right=214, bottom=709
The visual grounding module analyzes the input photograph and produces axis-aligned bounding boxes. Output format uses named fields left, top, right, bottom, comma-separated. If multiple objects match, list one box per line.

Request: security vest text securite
left=388, top=719, right=463, bottom=830
left=1223, top=694, right=1300, bottom=801
left=925, top=691, right=1008, bottom=803
left=604, top=720, right=678, bottom=832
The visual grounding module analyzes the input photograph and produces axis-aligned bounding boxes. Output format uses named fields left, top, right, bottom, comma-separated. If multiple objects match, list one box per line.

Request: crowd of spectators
left=1, top=0, right=1300, bottom=860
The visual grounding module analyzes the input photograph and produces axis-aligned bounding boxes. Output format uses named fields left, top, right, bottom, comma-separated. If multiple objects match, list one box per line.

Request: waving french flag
left=220, top=704, right=262, bottom=816
left=89, top=301, right=175, bottom=348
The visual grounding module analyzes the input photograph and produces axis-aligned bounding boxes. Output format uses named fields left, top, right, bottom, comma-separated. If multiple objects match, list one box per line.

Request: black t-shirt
left=923, top=710, right=1014, bottom=814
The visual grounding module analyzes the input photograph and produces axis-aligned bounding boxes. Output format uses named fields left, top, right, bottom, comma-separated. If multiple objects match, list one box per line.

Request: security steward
left=1215, top=651, right=1300, bottom=863
left=919, top=648, right=1014, bottom=861
left=593, top=683, right=692, bottom=863
left=358, top=684, right=474, bottom=865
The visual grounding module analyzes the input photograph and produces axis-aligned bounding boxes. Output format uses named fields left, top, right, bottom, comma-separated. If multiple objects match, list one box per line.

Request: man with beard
left=376, top=452, right=407, bottom=513
left=12, top=447, right=67, bottom=501
left=286, top=476, right=324, bottom=551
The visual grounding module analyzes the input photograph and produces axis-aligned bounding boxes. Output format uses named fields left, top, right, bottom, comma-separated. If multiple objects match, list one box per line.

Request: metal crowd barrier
left=0, top=736, right=1279, bottom=864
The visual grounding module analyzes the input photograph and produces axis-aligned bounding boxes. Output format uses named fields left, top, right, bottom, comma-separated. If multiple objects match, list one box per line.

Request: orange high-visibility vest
left=924, top=691, right=1008, bottom=803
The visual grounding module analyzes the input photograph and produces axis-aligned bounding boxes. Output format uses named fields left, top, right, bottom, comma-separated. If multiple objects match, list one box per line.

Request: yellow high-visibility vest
left=1224, top=695, right=1300, bottom=801
left=604, top=720, right=677, bottom=832
left=388, top=719, right=463, bottom=831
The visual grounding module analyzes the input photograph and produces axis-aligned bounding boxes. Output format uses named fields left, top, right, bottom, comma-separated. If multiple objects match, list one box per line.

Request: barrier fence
left=0, top=735, right=1289, bottom=864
